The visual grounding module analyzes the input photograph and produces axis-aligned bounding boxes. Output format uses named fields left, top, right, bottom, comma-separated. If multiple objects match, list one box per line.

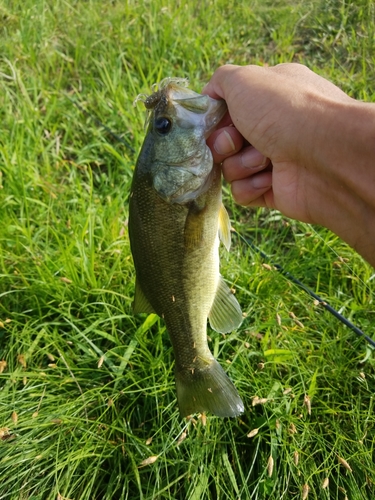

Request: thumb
left=201, top=64, right=242, bottom=100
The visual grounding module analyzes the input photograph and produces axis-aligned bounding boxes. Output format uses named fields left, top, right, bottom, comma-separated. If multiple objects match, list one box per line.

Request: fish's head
left=135, top=78, right=227, bottom=204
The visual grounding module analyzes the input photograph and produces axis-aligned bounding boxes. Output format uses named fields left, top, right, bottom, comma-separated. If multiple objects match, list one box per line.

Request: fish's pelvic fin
left=218, top=203, right=231, bottom=251
left=175, top=358, right=244, bottom=418
left=209, top=276, right=243, bottom=333
left=132, top=279, right=156, bottom=314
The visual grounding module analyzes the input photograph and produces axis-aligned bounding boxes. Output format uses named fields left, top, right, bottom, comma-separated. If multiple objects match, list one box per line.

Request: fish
left=128, top=78, right=244, bottom=417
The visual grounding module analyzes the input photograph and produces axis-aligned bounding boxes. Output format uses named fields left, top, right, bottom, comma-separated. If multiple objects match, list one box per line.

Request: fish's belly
left=181, top=238, right=219, bottom=325
left=130, top=196, right=219, bottom=363
left=160, top=236, right=219, bottom=359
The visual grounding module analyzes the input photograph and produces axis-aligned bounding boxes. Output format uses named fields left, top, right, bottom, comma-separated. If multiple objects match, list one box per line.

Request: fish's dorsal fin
left=132, top=279, right=156, bottom=314
left=208, top=276, right=243, bottom=333
left=218, top=204, right=231, bottom=251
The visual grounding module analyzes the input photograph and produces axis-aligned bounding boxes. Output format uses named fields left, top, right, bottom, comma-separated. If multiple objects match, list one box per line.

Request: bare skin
left=203, top=63, right=375, bottom=267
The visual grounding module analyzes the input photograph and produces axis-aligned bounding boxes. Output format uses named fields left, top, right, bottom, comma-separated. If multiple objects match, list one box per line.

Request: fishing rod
left=234, top=230, right=375, bottom=349
left=67, top=94, right=375, bottom=350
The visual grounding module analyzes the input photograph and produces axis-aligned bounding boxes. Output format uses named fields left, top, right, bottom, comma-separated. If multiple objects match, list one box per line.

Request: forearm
left=311, top=99, right=375, bottom=265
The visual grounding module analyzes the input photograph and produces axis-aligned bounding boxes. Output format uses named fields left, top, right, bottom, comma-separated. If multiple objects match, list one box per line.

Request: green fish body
left=129, top=78, right=244, bottom=417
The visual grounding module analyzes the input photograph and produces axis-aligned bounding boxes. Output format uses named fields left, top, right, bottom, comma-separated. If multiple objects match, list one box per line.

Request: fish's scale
left=129, top=159, right=222, bottom=371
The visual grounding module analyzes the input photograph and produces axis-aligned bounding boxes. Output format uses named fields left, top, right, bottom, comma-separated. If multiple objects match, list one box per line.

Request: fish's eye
left=155, top=117, right=172, bottom=135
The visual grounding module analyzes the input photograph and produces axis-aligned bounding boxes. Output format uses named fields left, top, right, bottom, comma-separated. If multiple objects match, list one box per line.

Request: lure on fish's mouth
left=129, top=78, right=244, bottom=417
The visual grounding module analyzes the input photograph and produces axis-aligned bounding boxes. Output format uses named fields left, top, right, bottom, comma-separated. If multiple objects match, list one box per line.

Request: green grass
left=0, top=0, right=375, bottom=498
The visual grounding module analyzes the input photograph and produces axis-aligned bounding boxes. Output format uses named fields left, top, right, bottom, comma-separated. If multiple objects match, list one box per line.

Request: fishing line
left=234, top=229, right=375, bottom=349
left=68, top=95, right=375, bottom=349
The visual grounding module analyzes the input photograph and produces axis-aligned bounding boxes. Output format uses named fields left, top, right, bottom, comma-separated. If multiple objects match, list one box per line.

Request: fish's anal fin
left=132, top=279, right=156, bottom=314
left=175, top=357, right=244, bottom=418
left=218, top=203, right=231, bottom=251
left=208, top=276, right=243, bottom=333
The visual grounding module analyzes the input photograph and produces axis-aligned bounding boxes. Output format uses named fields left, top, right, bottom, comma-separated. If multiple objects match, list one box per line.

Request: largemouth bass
left=129, top=78, right=244, bottom=417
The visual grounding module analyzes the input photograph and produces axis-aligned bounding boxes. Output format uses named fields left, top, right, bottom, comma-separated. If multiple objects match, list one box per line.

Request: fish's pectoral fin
left=184, top=200, right=207, bottom=249
left=218, top=203, right=232, bottom=251
left=175, top=357, right=244, bottom=418
left=208, top=276, right=243, bottom=333
left=132, top=279, right=156, bottom=314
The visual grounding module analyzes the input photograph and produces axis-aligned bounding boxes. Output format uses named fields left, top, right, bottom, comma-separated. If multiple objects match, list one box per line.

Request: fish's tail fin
left=175, top=359, right=244, bottom=418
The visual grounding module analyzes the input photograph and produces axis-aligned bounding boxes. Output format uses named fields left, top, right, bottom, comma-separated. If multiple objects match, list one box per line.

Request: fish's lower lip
left=170, top=167, right=215, bottom=204
left=157, top=152, right=199, bottom=167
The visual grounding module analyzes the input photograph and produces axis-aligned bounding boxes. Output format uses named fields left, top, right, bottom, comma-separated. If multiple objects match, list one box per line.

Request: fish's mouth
left=170, top=165, right=216, bottom=205
left=153, top=149, right=217, bottom=205
left=172, top=93, right=227, bottom=138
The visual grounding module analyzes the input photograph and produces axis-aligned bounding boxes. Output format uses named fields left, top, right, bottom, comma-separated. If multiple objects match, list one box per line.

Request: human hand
left=203, top=63, right=353, bottom=225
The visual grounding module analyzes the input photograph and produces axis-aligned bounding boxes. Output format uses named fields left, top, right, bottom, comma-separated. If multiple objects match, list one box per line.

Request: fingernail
left=214, top=130, right=236, bottom=155
left=241, top=148, right=268, bottom=168
left=252, top=173, right=272, bottom=190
